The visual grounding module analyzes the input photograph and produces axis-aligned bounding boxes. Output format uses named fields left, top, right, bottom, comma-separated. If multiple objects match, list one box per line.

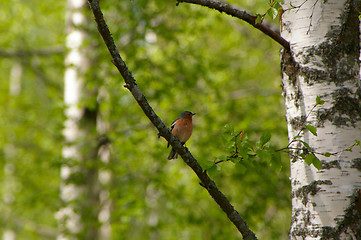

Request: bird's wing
left=167, top=118, right=178, bottom=148
left=170, top=118, right=178, bottom=131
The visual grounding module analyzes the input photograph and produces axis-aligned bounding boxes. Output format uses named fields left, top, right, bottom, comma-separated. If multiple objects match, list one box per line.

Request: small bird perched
left=168, top=111, right=195, bottom=160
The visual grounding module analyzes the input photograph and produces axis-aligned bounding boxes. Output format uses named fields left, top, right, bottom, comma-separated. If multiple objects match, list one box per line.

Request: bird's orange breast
left=171, top=120, right=193, bottom=144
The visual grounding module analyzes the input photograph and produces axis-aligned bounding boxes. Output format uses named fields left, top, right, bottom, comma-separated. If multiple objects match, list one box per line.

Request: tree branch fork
left=87, top=0, right=257, bottom=239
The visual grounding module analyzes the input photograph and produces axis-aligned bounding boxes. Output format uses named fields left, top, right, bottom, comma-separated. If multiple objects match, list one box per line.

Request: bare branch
left=87, top=0, right=257, bottom=239
left=176, top=0, right=290, bottom=51
left=0, top=47, right=64, bottom=58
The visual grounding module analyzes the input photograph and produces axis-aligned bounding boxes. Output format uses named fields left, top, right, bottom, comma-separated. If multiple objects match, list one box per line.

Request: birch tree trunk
left=56, top=0, right=101, bottom=239
left=281, top=0, right=361, bottom=239
left=2, top=63, right=22, bottom=240
left=97, top=87, right=113, bottom=240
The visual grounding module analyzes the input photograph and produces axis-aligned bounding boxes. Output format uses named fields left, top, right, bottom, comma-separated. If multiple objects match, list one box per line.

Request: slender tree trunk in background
left=57, top=0, right=101, bottom=239
left=97, top=87, right=113, bottom=240
left=97, top=142, right=112, bottom=240
left=281, top=0, right=361, bottom=239
left=2, top=63, right=22, bottom=240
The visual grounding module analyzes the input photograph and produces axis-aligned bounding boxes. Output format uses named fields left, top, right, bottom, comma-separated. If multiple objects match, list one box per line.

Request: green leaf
left=324, top=152, right=331, bottom=157
left=270, top=151, right=283, bottom=173
left=256, top=149, right=272, bottom=163
left=304, top=154, right=314, bottom=165
left=355, top=139, right=360, bottom=146
left=312, top=157, right=322, bottom=170
left=260, top=131, right=271, bottom=146
left=255, top=14, right=263, bottom=24
left=199, top=159, right=216, bottom=170
left=316, top=96, right=325, bottom=105
left=274, top=2, right=282, bottom=9
left=224, top=123, right=234, bottom=134
left=267, top=7, right=278, bottom=19
left=300, top=140, right=312, bottom=151
left=229, top=155, right=241, bottom=163
left=235, top=161, right=247, bottom=174
left=207, top=164, right=221, bottom=178
left=304, top=154, right=322, bottom=169
left=238, top=145, right=249, bottom=161
left=305, top=125, right=317, bottom=136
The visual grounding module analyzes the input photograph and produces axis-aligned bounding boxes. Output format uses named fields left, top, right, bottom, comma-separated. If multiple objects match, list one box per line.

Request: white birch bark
left=3, top=145, right=16, bottom=240
left=56, top=0, right=100, bottom=239
left=281, top=0, right=361, bottom=239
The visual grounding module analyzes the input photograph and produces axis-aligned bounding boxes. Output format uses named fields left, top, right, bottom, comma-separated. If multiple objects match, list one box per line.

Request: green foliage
left=278, top=96, right=357, bottom=170
left=267, top=7, right=278, bottom=20
left=0, top=0, right=65, bottom=238
left=260, top=131, right=271, bottom=147
left=305, top=125, right=317, bottom=136
left=281, top=97, right=325, bottom=169
left=316, top=96, right=325, bottom=105
left=255, top=0, right=283, bottom=23
left=218, top=124, right=283, bottom=178
left=255, top=14, right=263, bottom=24
left=0, top=0, right=290, bottom=239
left=324, top=152, right=331, bottom=157
left=303, top=154, right=321, bottom=170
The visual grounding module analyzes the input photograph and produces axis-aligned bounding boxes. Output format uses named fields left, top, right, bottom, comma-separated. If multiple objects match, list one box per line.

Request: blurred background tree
left=0, top=0, right=290, bottom=239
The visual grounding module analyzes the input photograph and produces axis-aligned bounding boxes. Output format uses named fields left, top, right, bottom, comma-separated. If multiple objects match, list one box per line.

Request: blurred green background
left=0, top=0, right=290, bottom=239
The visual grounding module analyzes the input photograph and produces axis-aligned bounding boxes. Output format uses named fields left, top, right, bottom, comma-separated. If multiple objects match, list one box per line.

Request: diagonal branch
left=87, top=0, right=257, bottom=239
left=177, top=0, right=290, bottom=51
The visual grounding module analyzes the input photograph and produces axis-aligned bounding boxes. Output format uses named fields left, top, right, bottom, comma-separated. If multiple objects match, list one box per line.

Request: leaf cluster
left=278, top=97, right=360, bottom=170
left=255, top=0, right=283, bottom=24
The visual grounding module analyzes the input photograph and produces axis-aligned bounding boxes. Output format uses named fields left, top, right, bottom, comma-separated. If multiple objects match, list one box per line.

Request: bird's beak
left=192, top=113, right=196, bottom=116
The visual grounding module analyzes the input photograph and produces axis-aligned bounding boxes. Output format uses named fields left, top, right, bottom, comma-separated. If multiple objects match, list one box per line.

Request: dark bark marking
left=316, top=88, right=361, bottom=127
left=300, top=1, right=360, bottom=86
left=281, top=49, right=300, bottom=86
left=321, top=160, right=341, bottom=170
left=290, top=209, right=314, bottom=238
left=289, top=115, right=307, bottom=131
left=351, top=158, right=361, bottom=171
left=321, top=189, right=361, bottom=239
left=291, top=180, right=332, bottom=205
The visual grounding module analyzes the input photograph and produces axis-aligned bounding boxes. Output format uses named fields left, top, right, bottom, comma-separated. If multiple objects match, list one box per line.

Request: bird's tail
left=168, top=148, right=178, bottom=160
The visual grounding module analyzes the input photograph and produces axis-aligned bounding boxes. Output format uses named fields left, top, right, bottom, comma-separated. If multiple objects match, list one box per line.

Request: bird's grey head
left=180, top=111, right=196, bottom=119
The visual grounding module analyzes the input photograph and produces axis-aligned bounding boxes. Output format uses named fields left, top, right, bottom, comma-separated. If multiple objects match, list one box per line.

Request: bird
left=167, top=111, right=195, bottom=160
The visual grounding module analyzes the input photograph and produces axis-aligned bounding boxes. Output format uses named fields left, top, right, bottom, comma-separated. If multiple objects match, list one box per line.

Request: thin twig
left=286, top=103, right=318, bottom=148
left=87, top=0, right=257, bottom=239
left=306, top=0, right=320, bottom=34
left=279, top=144, right=359, bottom=157
left=176, top=0, right=290, bottom=51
